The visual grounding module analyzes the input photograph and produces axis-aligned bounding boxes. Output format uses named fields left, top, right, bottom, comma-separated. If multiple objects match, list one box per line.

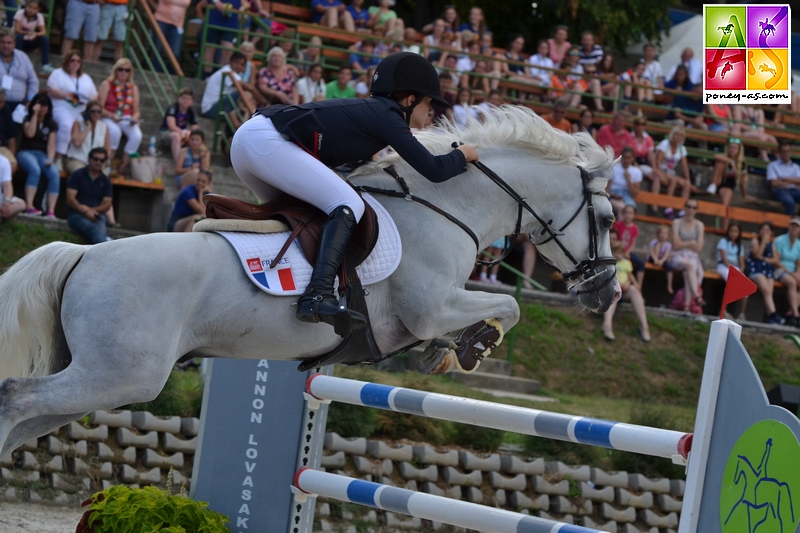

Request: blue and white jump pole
left=305, top=374, right=693, bottom=463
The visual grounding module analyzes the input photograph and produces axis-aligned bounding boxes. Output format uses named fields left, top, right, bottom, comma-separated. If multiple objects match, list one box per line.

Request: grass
left=0, top=220, right=83, bottom=269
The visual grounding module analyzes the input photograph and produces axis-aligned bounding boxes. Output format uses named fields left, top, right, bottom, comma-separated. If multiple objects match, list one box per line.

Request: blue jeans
left=18, top=150, right=60, bottom=194
left=773, top=187, right=800, bottom=215
left=67, top=211, right=107, bottom=244
left=154, top=21, right=182, bottom=73
left=16, top=34, right=50, bottom=66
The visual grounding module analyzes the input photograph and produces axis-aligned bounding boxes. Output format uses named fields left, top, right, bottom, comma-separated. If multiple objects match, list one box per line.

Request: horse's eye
left=602, top=216, right=614, bottom=229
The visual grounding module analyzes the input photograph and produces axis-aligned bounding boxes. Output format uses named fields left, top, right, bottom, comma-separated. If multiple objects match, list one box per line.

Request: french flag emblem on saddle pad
left=215, top=194, right=402, bottom=296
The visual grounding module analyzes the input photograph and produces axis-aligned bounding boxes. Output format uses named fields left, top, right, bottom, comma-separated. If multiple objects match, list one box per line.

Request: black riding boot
left=296, top=205, right=367, bottom=336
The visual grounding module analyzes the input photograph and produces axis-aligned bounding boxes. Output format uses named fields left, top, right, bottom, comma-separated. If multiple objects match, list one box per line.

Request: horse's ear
left=585, top=159, right=616, bottom=192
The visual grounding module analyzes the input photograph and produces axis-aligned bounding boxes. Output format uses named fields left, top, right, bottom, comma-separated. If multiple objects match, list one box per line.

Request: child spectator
left=423, top=19, right=447, bottom=63
left=607, top=147, right=642, bottom=216
left=706, top=138, right=749, bottom=231
left=65, top=147, right=112, bottom=244
left=326, top=67, right=356, bottom=99
left=13, top=0, right=49, bottom=73
left=620, top=59, right=653, bottom=107
left=548, top=57, right=583, bottom=108
left=478, top=238, right=504, bottom=284
left=20, top=94, right=59, bottom=218
left=773, top=219, right=800, bottom=326
left=596, top=53, right=620, bottom=108
left=653, top=126, right=691, bottom=218
left=296, top=37, right=323, bottom=73
left=601, top=242, right=651, bottom=342
left=614, top=204, right=645, bottom=287
left=528, top=39, right=554, bottom=88
left=641, top=43, right=664, bottom=97
left=0, top=153, right=24, bottom=219
left=717, top=223, right=747, bottom=320
left=458, top=6, right=487, bottom=35
left=431, top=71, right=455, bottom=124
left=174, top=130, right=210, bottom=189
left=541, top=102, right=570, bottom=133
left=158, top=87, right=199, bottom=163
left=201, top=52, right=254, bottom=128
left=452, top=87, right=478, bottom=126
left=747, top=222, right=783, bottom=324
left=571, top=108, right=597, bottom=139
left=648, top=225, right=673, bottom=294
left=421, top=5, right=458, bottom=35
left=547, top=25, right=570, bottom=65
left=65, top=100, right=111, bottom=174
left=350, top=39, right=381, bottom=73
left=297, top=63, right=327, bottom=104
left=168, top=168, right=212, bottom=232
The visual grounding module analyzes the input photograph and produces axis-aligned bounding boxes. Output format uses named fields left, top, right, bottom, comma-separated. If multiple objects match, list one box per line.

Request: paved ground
left=0, top=501, right=86, bottom=532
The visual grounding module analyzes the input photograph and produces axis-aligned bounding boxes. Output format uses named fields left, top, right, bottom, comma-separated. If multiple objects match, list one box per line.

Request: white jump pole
left=306, top=375, right=692, bottom=463
left=294, top=468, right=604, bottom=533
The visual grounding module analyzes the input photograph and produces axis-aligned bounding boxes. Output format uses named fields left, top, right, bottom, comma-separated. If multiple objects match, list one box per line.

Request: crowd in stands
left=3, top=0, right=800, bottom=331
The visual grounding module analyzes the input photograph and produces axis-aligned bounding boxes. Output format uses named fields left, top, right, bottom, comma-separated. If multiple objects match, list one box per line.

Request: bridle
left=354, top=154, right=616, bottom=296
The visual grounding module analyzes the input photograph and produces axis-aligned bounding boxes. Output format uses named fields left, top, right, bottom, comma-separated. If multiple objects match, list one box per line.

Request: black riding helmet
left=370, top=52, right=450, bottom=124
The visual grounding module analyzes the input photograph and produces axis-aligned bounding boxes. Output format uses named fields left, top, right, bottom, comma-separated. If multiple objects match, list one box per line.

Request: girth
left=203, top=193, right=379, bottom=269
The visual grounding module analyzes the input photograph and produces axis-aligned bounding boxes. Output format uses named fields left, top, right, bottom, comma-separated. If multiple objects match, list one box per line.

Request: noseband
left=355, top=153, right=616, bottom=295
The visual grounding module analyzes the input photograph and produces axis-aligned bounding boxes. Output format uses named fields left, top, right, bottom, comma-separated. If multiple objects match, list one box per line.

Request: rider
left=230, top=52, right=479, bottom=335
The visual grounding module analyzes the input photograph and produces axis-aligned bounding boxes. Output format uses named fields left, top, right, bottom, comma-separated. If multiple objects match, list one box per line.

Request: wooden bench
left=264, top=2, right=311, bottom=21
left=498, top=78, right=545, bottom=97
left=296, top=24, right=361, bottom=45
left=109, top=178, right=166, bottom=233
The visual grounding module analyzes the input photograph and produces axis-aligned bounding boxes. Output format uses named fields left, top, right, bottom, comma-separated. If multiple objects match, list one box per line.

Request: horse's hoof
left=453, top=319, right=505, bottom=373
left=416, top=339, right=457, bottom=374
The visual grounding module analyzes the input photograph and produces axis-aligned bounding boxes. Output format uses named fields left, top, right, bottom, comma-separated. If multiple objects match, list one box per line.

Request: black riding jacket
left=257, top=97, right=467, bottom=183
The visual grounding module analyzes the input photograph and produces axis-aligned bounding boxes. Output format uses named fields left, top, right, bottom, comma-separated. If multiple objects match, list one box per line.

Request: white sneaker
left=706, top=183, right=717, bottom=194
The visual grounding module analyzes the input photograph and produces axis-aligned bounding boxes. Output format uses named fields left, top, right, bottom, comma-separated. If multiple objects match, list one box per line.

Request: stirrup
left=296, top=294, right=367, bottom=337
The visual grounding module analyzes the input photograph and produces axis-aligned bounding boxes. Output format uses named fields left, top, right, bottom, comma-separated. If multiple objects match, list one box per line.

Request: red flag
left=720, top=266, right=757, bottom=320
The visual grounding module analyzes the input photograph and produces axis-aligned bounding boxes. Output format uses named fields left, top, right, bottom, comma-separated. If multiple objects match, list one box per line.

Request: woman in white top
left=46, top=50, right=98, bottom=167
left=452, top=87, right=479, bottom=126
left=65, top=100, right=111, bottom=174
left=297, top=63, right=327, bottom=104
left=527, top=40, right=554, bottom=86
left=653, top=125, right=692, bottom=216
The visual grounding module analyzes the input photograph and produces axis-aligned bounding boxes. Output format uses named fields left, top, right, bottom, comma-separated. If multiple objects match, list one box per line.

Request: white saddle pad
left=211, top=194, right=401, bottom=296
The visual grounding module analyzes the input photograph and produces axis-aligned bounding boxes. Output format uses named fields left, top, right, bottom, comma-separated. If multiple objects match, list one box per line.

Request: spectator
left=620, top=59, right=653, bottom=106
left=528, top=39, right=554, bottom=87
left=479, top=32, right=499, bottom=68
left=66, top=147, right=112, bottom=244
left=571, top=108, right=597, bottom=139
left=717, top=223, right=747, bottom=319
left=158, top=87, right=198, bottom=163
left=347, top=0, right=370, bottom=32
left=65, top=99, right=110, bottom=174
left=431, top=71, right=454, bottom=124
left=197, top=0, right=241, bottom=79
left=607, top=147, right=642, bottom=216
left=596, top=111, right=634, bottom=158
left=648, top=225, right=673, bottom=294
left=312, top=0, right=354, bottom=31
left=501, top=35, right=527, bottom=81
left=168, top=168, right=212, bottom=232
left=733, top=105, right=777, bottom=161
left=547, top=24, right=570, bottom=65
left=601, top=242, right=650, bottom=342
left=705, top=103, right=732, bottom=135
left=95, top=0, right=128, bottom=62
left=667, top=198, right=706, bottom=313
left=461, top=59, right=491, bottom=96
left=326, top=66, right=356, bottom=99
left=402, top=28, right=422, bottom=55
left=19, top=94, right=59, bottom=218
left=615, top=203, right=645, bottom=287
left=423, top=19, right=447, bottom=63
left=421, top=5, right=459, bottom=35
left=437, top=53, right=460, bottom=86
left=578, top=31, right=603, bottom=66
left=296, top=36, right=322, bottom=73
left=641, top=43, right=664, bottom=98
left=478, top=238, right=504, bottom=284
left=98, top=59, right=142, bottom=177
left=580, top=61, right=606, bottom=112
left=174, top=130, right=210, bottom=189
left=630, top=115, right=654, bottom=177
left=350, top=39, right=381, bottom=73
left=664, top=66, right=707, bottom=144
left=707, top=138, right=749, bottom=231
left=548, top=57, right=583, bottom=108
left=0, top=27, right=38, bottom=111
left=237, top=42, right=259, bottom=86
left=541, top=102, right=570, bottom=133
left=456, top=38, right=480, bottom=75
left=458, top=6, right=487, bottom=36
left=0, top=153, right=24, bottom=219
left=201, top=52, right=252, bottom=128
left=13, top=0, right=50, bottom=73
left=665, top=47, right=702, bottom=86
left=297, top=63, right=327, bottom=104
left=153, top=0, right=191, bottom=63
left=476, top=89, right=502, bottom=118
left=367, top=0, right=403, bottom=35
left=0, top=89, right=17, bottom=168
left=747, top=222, right=783, bottom=324
left=654, top=126, right=691, bottom=216
left=773, top=219, right=800, bottom=326
left=257, top=47, right=298, bottom=105
left=452, top=87, right=478, bottom=126
left=47, top=50, right=98, bottom=171
left=766, top=139, right=800, bottom=215
left=61, top=0, right=99, bottom=59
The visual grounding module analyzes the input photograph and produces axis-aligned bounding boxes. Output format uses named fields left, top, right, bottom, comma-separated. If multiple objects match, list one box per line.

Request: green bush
left=128, top=369, right=203, bottom=418
left=451, top=423, right=504, bottom=453
left=372, top=410, right=449, bottom=445
left=326, top=403, right=377, bottom=438
left=522, top=435, right=605, bottom=465
left=78, top=481, right=229, bottom=533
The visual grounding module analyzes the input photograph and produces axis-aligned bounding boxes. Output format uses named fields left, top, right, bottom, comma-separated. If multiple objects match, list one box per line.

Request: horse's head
left=528, top=161, right=620, bottom=314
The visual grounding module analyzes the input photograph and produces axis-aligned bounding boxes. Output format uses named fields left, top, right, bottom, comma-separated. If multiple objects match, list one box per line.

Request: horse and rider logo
left=703, top=5, right=790, bottom=93
left=720, top=420, right=800, bottom=533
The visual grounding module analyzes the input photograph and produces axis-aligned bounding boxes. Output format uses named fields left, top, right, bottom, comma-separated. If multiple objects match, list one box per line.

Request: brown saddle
left=203, top=193, right=379, bottom=269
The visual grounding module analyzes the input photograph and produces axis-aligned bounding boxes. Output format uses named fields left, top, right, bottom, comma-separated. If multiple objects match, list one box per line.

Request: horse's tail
left=0, top=242, right=89, bottom=382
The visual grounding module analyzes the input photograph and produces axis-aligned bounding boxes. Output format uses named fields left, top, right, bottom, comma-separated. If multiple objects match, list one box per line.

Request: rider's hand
left=457, top=144, right=479, bottom=163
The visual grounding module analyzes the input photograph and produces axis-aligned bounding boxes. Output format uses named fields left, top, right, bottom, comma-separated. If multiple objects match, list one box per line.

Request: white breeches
left=230, top=114, right=365, bottom=221
left=53, top=107, right=83, bottom=155
left=102, top=118, right=143, bottom=154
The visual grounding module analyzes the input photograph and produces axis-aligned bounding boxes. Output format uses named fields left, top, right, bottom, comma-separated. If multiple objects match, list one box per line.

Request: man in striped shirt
left=578, top=31, right=604, bottom=66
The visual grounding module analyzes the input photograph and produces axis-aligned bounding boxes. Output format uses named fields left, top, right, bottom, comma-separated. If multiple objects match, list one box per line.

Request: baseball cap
left=790, top=218, right=800, bottom=226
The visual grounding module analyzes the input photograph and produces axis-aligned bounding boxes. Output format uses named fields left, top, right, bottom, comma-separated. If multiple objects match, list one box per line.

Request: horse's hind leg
left=1, top=413, right=88, bottom=459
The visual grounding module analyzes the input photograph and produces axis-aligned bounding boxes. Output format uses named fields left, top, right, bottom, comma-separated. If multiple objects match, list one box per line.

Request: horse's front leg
left=401, top=288, right=520, bottom=375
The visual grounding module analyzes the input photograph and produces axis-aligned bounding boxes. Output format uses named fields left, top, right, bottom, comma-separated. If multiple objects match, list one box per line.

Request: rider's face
left=408, top=96, right=433, bottom=129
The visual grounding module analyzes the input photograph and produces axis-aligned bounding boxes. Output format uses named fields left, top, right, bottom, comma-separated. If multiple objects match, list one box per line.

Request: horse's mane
left=352, top=104, right=615, bottom=193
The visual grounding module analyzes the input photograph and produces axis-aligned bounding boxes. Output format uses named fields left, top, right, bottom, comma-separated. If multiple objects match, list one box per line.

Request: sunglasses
left=729, top=138, right=741, bottom=144
left=686, top=204, right=698, bottom=209
left=90, top=156, right=107, bottom=162
left=117, top=67, right=131, bottom=72
left=89, top=108, right=102, bottom=114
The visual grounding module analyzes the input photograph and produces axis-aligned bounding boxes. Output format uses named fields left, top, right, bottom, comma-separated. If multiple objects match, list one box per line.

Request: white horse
left=0, top=106, right=619, bottom=459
